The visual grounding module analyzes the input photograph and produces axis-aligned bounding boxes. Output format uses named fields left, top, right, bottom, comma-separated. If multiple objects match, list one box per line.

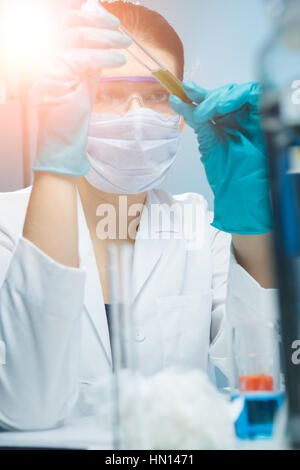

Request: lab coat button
left=134, top=327, right=145, bottom=342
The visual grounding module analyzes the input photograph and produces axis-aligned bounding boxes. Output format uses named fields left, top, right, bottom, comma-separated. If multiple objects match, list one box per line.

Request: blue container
left=232, top=392, right=285, bottom=439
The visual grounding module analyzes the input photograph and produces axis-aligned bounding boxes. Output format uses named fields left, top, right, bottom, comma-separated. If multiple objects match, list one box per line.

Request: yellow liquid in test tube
left=152, top=69, right=192, bottom=104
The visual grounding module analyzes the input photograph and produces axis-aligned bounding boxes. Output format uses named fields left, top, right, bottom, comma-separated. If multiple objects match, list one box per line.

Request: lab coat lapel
left=132, top=190, right=181, bottom=302
left=77, top=191, right=112, bottom=367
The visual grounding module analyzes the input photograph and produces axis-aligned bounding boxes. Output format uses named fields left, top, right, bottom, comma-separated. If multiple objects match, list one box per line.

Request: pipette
left=81, top=0, right=193, bottom=104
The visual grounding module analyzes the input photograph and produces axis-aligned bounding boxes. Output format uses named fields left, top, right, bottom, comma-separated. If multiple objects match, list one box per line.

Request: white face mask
left=85, top=108, right=181, bottom=194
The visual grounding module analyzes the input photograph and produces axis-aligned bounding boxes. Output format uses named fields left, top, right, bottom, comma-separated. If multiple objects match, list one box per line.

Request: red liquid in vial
left=239, top=374, right=274, bottom=392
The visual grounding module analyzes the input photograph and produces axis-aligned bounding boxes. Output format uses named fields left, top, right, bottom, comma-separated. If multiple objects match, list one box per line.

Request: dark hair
left=101, top=1, right=184, bottom=80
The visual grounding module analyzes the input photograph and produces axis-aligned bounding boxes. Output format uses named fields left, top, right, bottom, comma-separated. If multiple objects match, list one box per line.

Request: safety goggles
left=94, top=76, right=177, bottom=116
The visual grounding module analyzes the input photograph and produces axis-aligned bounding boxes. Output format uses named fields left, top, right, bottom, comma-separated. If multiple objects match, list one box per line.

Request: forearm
left=232, top=232, right=276, bottom=289
left=23, top=172, right=79, bottom=268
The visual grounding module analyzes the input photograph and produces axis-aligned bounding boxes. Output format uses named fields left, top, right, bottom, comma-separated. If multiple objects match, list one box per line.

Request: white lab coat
left=0, top=186, right=279, bottom=431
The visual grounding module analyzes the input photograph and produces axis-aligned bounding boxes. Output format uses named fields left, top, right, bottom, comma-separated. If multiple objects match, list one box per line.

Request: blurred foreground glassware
left=261, top=0, right=300, bottom=449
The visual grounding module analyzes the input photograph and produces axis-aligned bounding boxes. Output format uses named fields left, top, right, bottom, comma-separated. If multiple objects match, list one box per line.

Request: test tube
left=118, top=24, right=192, bottom=104
left=81, top=0, right=193, bottom=104
left=120, top=243, right=135, bottom=370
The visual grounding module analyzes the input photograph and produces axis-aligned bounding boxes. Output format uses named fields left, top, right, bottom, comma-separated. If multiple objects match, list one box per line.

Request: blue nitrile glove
left=32, top=5, right=131, bottom=177
left=169, top=82, right=274, bottom=235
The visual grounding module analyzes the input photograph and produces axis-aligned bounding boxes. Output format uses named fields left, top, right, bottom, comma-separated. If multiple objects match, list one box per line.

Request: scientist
left=0, top=1, right=278, bottom=430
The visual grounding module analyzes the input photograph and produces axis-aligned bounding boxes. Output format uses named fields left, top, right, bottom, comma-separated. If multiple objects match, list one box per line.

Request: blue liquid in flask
left=232, top=393, right=285, bottom=440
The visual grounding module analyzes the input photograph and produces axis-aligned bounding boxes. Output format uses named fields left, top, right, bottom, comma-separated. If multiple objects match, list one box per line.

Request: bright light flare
left=0, top=0, right=61, bottom=73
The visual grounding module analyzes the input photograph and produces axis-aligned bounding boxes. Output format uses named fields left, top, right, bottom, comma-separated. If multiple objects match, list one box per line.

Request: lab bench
left=0, top=415, right=285, bottom=450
